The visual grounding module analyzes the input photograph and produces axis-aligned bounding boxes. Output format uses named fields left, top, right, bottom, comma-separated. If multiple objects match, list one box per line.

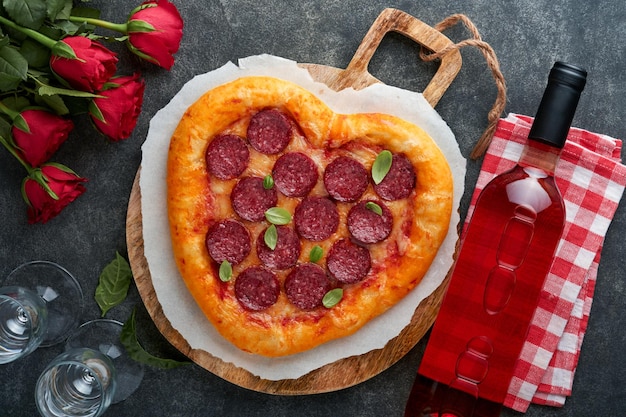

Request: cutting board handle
left=330, top=8, right=462, bottom=107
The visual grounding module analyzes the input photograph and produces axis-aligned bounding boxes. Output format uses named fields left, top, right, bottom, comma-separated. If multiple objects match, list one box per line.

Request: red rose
left=12, top=109, right=74, bottom=167
left=127, top=0, right=183, bottom=70
left=22, top=164, right=87, bottom=224
left=50, top=36, right=118, bottom=92
left=89, top=74, right=146, bottom=141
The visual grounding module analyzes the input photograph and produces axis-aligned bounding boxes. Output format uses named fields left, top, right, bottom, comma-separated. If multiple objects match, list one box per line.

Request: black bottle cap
left=528, top=62, right=587, bottom=148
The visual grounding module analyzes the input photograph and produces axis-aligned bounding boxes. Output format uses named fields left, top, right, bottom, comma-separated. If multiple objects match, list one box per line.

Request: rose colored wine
left=405, top=62, right=587, bottom=416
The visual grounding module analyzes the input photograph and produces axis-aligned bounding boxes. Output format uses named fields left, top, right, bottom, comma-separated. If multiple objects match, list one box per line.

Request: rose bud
left=50, top=36, right=118, bottom=92
left=12, top=109, right=74, bottom=167
left=89, top=73, right=146, bottom=141
left=126, top=0, right=184, bottom=70
left=22, top=164, right=87, bottom=224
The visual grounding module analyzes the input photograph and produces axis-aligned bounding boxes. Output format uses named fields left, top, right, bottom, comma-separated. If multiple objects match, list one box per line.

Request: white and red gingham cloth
left=463, top=114, right=626, bottom=412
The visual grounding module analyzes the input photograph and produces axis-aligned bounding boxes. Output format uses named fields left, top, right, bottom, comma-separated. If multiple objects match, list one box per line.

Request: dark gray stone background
left=1, top=0, right=625, bottom=415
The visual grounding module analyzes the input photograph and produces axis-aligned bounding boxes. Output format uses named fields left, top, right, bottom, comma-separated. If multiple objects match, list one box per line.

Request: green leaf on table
left=372, top=150, right=392, bottom=185
left=3, top=0, right=47, bottom=30
left=121, top=307, right=191, bottom=369
left=0, top=45, right=28, bottom=91
left=95, top=252, right=133, bottom=317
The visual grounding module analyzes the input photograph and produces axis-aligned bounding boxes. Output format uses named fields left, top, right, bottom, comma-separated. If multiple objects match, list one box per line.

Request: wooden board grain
left=126, top=8, right=460, bottom=394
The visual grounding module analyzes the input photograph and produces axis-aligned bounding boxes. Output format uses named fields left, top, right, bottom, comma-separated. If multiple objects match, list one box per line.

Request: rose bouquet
left=0, top=0, right=183, bottom=223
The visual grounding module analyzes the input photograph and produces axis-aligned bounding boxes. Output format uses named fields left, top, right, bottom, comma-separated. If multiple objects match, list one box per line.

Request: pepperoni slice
left=294, top=197, right=339, bottom=241
left=373, top=153, right=416, bottom=200
left=284, top=263, right=331, bottom=310
left=231, top=176, right=278, bottom=222
left=272, top=152, right=318, bottom=197
left=256, top=226, right=301, bottom=270
left=347, top=200, right=393, bottom=244
left=205, top=219, right=251, bottom=264
left=247, top=109, right=292, bottom=154
left=234, top=266, right=280, bottom=311
left=327, top=239, right=372, bottom=284
left=205, top=134, right=249, bottom=180
left=323, top=156, right=368, bottom=202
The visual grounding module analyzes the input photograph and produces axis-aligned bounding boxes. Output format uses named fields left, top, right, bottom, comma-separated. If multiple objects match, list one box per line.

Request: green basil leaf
left=309, top=245, right=323, bottom=263
left=219, top=260, right=232, bottom=282
left=3, top=0, right=47, bottom=30
left=121, top=307, right=191, bottom=369
left=322, top=288, right=343, bottom=308
left=264, top=224, right=278, bottom=250
left=372, top=150, right=393, bottom=185
left=263, top=174, right=274, bottom=190
left=365, top=201, right=383, bottom=215
left=265, top=207, right=291, bottom=225
left=94, top=252, right=132, bottom=317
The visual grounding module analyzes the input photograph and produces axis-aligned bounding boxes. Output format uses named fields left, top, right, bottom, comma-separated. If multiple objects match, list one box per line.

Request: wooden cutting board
left=126, top=8, right=461, bottom=395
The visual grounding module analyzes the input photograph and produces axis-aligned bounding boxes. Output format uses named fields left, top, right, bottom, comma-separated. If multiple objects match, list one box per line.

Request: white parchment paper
left=139, top=54, right=466, bottom=380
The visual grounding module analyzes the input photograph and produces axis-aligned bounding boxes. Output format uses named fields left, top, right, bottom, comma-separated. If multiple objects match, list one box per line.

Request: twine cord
left=420, top=14, right=507, bottom=159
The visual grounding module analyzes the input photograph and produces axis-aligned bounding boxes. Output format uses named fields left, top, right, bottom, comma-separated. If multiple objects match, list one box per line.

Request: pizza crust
left=167, top=76, right=453, bottom=357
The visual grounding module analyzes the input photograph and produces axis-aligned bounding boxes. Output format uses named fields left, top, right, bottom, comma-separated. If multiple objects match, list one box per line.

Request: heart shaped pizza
left=167, top=76, right=453, bottom=357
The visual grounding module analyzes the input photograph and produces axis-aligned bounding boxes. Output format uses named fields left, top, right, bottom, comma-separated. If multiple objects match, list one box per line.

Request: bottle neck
left=517, top=139, right=561, bottom=176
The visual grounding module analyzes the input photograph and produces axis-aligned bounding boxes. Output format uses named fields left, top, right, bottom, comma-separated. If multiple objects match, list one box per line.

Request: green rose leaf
left=47, top=0, right=72, bottom=21
left=372, top=150, right=393, bottom=185
left=34, top=92, right=70, bottom=116
left=3, top=0, right=47, bottom=30
left=95, top=252, right=133, bottom=317
left=19, top=38, right=50, bottom=68
left=0, top=45, right=28, bottom=91
left=309, top=245, right=323, bottom=263
left=121, top=307, right=191, bottom=369
left=322, top=288, right=343, bottom=308
left=264, top=224, right=278, bottom=250
left=265, top=207, right=291, bottom=225
left=37, top=82, right=102, bottom=98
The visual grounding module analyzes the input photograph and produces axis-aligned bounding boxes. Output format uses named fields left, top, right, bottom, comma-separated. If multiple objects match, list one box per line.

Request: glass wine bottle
left=404, top=62, right=587, bottom=417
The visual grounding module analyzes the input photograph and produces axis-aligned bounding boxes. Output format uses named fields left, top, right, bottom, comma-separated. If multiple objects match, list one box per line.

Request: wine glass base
left=2, top=261, right=84, bottom=347
left=66, top=319, right=145, bottom=404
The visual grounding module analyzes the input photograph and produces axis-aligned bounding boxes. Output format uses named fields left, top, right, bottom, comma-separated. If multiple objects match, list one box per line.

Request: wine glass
left=0, top=261, right=84, bottom=364
left=35, top=319, right=145, bottom=416
left=35, top=347, right=117, bottom=417
left=66, top=319, right=144, bottom=404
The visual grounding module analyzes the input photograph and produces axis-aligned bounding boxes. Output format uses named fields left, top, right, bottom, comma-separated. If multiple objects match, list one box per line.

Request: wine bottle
left=405, top=62, right=587, bottom=417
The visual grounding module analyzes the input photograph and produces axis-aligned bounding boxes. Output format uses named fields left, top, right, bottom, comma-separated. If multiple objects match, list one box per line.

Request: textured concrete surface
left=1, top=0, right=625, bottom=415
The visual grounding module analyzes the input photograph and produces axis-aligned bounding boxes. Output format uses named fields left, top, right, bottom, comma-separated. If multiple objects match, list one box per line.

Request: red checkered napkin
left=463, top=114, right=626, bottom=412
